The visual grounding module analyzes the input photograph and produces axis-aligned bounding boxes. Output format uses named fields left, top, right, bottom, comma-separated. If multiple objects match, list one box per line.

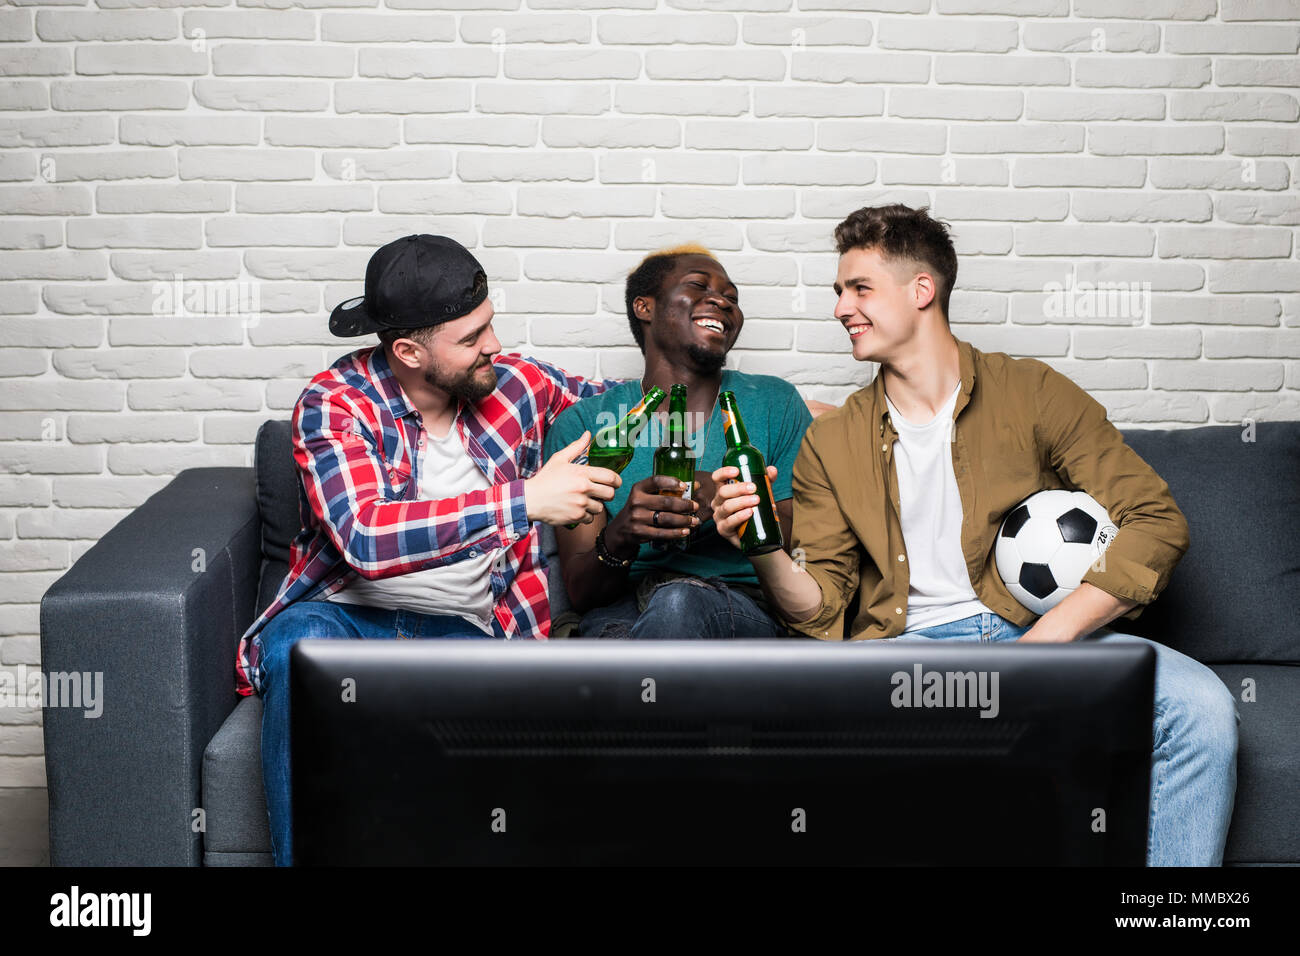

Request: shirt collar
left=873, top=336, right=977, bottom=436
left=366, top=345, right=422, bottom=422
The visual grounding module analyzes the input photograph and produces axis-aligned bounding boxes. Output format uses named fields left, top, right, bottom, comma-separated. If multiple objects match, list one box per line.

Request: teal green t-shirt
left=542, top=370, right=814, bottom=588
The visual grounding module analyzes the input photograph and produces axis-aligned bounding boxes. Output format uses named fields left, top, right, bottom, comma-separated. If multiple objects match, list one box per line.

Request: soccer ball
left=994, top=490, right=1119, bottom=617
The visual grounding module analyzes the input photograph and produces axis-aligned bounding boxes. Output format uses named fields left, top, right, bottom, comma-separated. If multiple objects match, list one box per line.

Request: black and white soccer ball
left=994, top=490, right=1119, bottom=617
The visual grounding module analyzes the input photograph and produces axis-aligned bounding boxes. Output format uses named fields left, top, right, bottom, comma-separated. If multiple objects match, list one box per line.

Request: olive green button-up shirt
left=789, top=337, right=1190, bottom=641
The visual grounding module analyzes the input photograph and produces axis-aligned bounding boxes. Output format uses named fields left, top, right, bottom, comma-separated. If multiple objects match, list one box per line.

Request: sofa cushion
left=1209, top=663, right=1300, bottom=865
left=201, top=694, right=271, bottom=863
left=1113, top=423, right=1300, bottom=663
left=254, top=419, right=298, bottom=567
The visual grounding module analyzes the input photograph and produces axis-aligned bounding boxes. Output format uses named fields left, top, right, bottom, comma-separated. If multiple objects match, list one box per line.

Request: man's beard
left=685, top=341, right=726, bottom=374
left=425, top=359, right=498, bottom=403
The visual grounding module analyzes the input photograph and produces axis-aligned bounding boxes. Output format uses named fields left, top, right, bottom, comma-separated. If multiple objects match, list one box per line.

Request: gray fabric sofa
left=40, top=419, right=1300, bottom=865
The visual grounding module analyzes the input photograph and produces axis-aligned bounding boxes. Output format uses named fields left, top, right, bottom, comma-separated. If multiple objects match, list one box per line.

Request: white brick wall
left=2, top=2, right=1299, bottom=862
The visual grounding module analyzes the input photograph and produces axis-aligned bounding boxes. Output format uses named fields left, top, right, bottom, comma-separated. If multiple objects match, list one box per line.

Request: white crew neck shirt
left=884, top=381, right=997, bottom=633
left=324, top=422, right=496, bottom=634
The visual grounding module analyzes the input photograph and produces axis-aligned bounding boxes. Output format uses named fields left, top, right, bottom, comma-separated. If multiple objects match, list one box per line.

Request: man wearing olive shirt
left=710, top=203, right=1239, bottom=867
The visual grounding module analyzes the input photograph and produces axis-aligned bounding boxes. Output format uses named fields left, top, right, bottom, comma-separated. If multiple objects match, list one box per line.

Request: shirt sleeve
left=787, top=422, right=864, bottom=641
left=293, top=383, right=531, bottom=580
left=769, top=384, right=815, bottom=502
left=543, top=401, right=588, bottom=465
left=524, top=355, right=623, bottom=427
left=1030, top=361, right=1190, bottom=617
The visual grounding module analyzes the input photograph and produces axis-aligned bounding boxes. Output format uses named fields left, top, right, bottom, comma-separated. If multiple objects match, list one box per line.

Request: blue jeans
left=579, top=578, right=790, bottom=639
left=876, top=611, right=1240, bottom=866
left=252, top=598, right=492, bottom=866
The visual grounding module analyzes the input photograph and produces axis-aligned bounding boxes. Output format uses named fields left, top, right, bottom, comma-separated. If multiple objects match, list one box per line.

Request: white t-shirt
left=325, top=423, right=497, bottom=634
left=884, top=382, right=997, bottom=633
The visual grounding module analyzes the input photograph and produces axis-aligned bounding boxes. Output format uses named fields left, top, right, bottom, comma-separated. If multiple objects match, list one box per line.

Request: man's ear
left=913, top=272, right=937, bottom=312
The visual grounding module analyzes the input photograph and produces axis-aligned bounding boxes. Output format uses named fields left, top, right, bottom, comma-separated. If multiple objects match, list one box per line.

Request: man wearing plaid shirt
left=237, top=235, right=624, bottom=865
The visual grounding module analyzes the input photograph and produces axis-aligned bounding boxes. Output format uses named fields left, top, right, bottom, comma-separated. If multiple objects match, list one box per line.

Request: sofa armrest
left=40, top=467, right=261, bottom=866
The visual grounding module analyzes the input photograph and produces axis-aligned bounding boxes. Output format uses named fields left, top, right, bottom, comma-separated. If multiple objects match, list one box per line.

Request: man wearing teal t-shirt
left=543, top=244, right=817, bottom=639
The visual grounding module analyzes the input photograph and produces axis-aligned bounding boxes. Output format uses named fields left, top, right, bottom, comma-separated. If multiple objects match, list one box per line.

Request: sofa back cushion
left=253, top=418, right=1300, bottom=663
left=1113, top=422, right=1300, bottom=663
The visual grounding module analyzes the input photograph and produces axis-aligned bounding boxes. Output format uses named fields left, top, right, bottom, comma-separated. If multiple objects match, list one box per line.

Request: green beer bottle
left=719, top=390, right=782, bottom=556
left=585, top=386, right=666, bottom=471
left=652, top=384, right=696, bottom=550
left=564, top=386, right=666, bottom=529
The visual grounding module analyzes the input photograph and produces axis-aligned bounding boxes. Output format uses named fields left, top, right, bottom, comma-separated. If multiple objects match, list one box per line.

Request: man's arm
left=524, top=355, right=624, bottom=426
left=1017, top=362, right=1190, bottom=642
left=295, top=384, right=613, bottom=580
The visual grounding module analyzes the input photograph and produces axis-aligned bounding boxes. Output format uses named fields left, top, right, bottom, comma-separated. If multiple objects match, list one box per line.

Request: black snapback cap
left=329, top=234, right=489, bottom=338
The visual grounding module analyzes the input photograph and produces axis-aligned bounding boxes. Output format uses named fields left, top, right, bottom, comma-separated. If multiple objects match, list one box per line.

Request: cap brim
left=329, top=296, right=380, bottom=337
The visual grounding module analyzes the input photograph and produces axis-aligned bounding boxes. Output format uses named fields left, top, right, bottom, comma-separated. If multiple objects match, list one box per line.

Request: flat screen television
left=290, top=639, right=1154, bottom=865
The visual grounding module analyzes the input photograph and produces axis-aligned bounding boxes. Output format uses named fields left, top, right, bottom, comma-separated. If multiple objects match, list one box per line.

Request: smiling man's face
left=833, top=246, right=938, bottom=364
left=640, top=254, right=742, bottom=373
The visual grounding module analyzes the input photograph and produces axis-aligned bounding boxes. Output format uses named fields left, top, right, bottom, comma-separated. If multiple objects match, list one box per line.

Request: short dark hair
left=833, top=204, right=958, bottom=319
left=624, top=243, right=717, bottom=353
left=377, top=324, right=439, bottom=352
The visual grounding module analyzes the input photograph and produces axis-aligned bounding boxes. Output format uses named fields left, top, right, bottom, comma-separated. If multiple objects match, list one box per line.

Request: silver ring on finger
left=652, top=510, right=663, bottom=528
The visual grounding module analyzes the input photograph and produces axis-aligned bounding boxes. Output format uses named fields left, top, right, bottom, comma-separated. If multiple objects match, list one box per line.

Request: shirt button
left=881, top=443, right=888, bottom=452
left=897, top=554, right=905, bottom=562
left=895, top=607, right=903, bottom=615
left=469, top=549, right=479, bottom=557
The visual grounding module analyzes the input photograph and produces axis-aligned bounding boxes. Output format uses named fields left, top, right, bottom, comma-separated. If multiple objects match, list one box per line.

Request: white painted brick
left=0, top=639, right=42, bottom=667
left=1026, top=91, right=1164, bottom=121
left=0, top=185, right=90, bottom=216
left=0, top=444, right=104, bottom=474
left=1214, top=194, right=1300, bottom=225
left=877, top=17, right=1017, bottom=53
left=51, top=80, right=190, bottom=110
left=937, top=0, right=1065, bottom=11
left=958, top=259, right=1075, bottom=292
left=0, top=758, right=45, bottom=787
left=482, top=218, right=608, bottom=248
left=802, top=188, right=931, bottom=219
left=1204, top=330, right=1300, bottom=359
left=1015, top=224, right=1154, bottom=257
left=746, top=224, right=835, bottom=254
left=0, top=81, right=49, bottom=111
left=0, top=47, right=70, bottom=76
left=128, top=380, right=262, bottom=411
left=1076, top=57, right=1210, bottom=89
left=882, top=157, right=1007, bottom=187
left=1149, top=159, right=1289, bottom=191
left=0, top=221, right=60, bottom=250
left=1076, top=260, right=1205, bottom=291
left=602, top=152, right=737, bottom=185
left=531, top=316, right=642, bottom=348
left=1227, top=128, right=1300, bottom=157
left=206, top=217, right=339, bottom=247
left=265, top=116, right=400, bottom=148
left=1034, top=208, right=1162, bottom=263
left=541, top=117, right=679, bottom=150
left=68, top=217, right=202, bottom=250
left=0, top=478, right=51, bottom=508
left=213, top=44, right=356, bottom=78
left=189, top=346, right=323, bottom=379
left=818, top=121, right=946, bottom=155
left=75, top=44, right=208, bottom=75
left=735, top=352, right=871, bottom=387
left=742, top=155, right=871, bottom=187
left=1073, top=0, right=1217, bottom=19
left=53, top=348, right=187, bottom=379
left=323, top=12, right=454, bottom=42
left=0, top=114, right=115, bottom=147
left=889, top=88, right=1022, bottom=121
left=1214, top=57, right=1300, bottom=88
left=1158, top=227, right=1291, bottom=259
left=0, top=351, right=47, bottom=376
left=193, top=78, right=331, bottom=111
left=662, top=187, right=795, bottom=219
left=1074, top=329, right=1201, bottom=359
left=44, top=283, right=166, bottom=315
left=932, top=189, right=1069, bottom=222
left=0, top=285, right=40, bottom=314
left=1088, top=125, right=1223, bottom=156
left=1023, top=21, right=1158, bottom=53
left=1149, top=296, right=1281, bottom=327
left=615, top=83, right=745, bottom=116
left=1153, top=360, right=1283, bottom=391
left=379, top=183, right=512, bottom=215
left=1039, top=357, right=1149, bottom=390
left=508, top=49, right=640, bottom=80
left=108, top=444, right=248, bottom=475
left=1211, top=393, right=1300, bottom=423
left=1011, top=293, right=1145, bottom=327
left=644, top=50, right=785, bottom=81
left=179, top=148, right=315, bottom=182
left=791, top=53, right=929, bottom=85
left=935, top=55, right=1071, bottom=87
left=98, top=183, right=230, bottom=214
left=322, top=151, right=451, bottom=181
left=1096, top=391, right=1209, bottom=424
left=1206, top=264, right=1300, bottom=293
left=491, top=282, right=598, bottom=314
left=47, top=149, right=176, bottom=181
left=243, top=248, right=373, bottom=281
left=1170, top=92, right=1298, bottom=123
left=1165, top=23, right=1300, bottom=55
left=405, top=116, right=537, bottom=146
left=742, top=15, right=872, bottom=46
left=37, top=11, right=175, bottom=42
left=65, top=414, right=198, bottom=444
left=0, top=318, right=103, bottom=348
left=523, top=252, right=642, bottom=283
left=1222, top=0, right=1300, bottom=19
left=202, top=413, right=277, bottom=445
left=336, top=80, right=470, bottom=114
left=614, top=221, right=743, bottom=251
left=755, top=87, right=884, bottom=120
left=955, top=325, right=1074, bottom=357
left=599, top=13, right=733, bottom=44
left=184, top=10, right=317, bottom=40
left=0, top=542, right=64, bottom=573
left=341, top=216, right=473, bottom=247
left=686, top=120, right=812, bottom=151
left=950, top=227, right=1013, bottom=257
left=119, top=114, right=259, bottom=147
left=1016, top=158, right=1147, bottom=189
left=0, top=10, right=34, bottom=42
left=0, top=251, right=105, bottom=281
left=515, top=185, right=656, bottom=218
left=237, top=184, right=372, bottom=213
left=949, top=124, right=1084, bottom=154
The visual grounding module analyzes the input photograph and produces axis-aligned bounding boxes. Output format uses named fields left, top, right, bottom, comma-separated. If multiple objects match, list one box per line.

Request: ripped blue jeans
left=578, top=577, right=790, bottom=640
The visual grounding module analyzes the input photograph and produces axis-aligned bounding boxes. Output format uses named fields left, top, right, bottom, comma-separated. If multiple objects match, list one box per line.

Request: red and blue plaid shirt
left=235, top=345, right=617, bottom=696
